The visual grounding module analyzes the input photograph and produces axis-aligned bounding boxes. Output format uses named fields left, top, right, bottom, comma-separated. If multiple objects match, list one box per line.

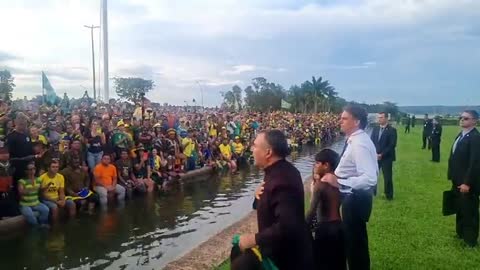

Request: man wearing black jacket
left=371, top=112, right=397, bottom=200
left=422, top=114, right=433, bottom=149
left=448, top=110, right=480, bottom=247
left=431, top=118, right=442, bottom=162
left=236, top=129, right=313, bottom=270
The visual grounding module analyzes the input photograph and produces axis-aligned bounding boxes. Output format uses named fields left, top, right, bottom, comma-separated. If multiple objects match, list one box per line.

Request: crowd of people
left=231, top=107, right=480, bottom=270
left=0, top=98, right=340, bottom=228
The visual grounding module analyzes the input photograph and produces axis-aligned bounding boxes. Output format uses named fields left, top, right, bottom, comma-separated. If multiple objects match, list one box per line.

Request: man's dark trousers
left=422, top=134, right=431, bottom=149
left=432, top=143, right=440, bottom=162
left=379, top=160, right=393, bottom=199
left=341, top=190, right=373, bottom=270
left=454, top=187, right=479, bottom=246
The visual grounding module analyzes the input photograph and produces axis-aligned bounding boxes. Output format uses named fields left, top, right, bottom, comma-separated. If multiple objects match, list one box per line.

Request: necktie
left=379, top=127, right=384, bottom=142
left=452, top=134, right=463, bottom=153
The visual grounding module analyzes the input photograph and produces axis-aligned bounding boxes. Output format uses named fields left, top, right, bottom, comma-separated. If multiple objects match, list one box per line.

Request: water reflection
left=0, top=143, right=342, bottom=270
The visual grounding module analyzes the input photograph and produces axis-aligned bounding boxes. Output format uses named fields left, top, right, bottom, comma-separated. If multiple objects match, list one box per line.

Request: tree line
left=0, top=68, right=399, bottom=116
left=221, top=76, right=400, bottom=116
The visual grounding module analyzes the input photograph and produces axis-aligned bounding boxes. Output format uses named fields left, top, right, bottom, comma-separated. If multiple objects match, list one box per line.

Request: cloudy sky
left=0, top=0, right=479, bottom=106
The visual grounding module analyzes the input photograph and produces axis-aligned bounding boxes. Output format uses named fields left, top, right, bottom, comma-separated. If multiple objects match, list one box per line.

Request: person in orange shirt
left=93, top=154, right=126, bottom=206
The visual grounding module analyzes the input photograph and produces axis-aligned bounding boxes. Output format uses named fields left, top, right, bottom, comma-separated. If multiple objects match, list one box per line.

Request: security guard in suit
left=448, top=110, right=480, bottom=247
left=422, top=114, right=433, bottom=149
left=431, top=118, right=442, bottom=162
left=371, top=112, right=397, bottom=200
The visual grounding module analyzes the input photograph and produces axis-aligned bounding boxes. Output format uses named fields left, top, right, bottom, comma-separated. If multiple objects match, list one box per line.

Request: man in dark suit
left=411, top=115, right=416, bottom=128
left=371, top=112, right=397, bottom=200
left=431, top=118, right=442, bottom=162
left=448, top=110, right=480, bottom=247
left=404, top=115, right=411, bottom=134
left=236, top=129, right=313, bottom=270
left=422, top=114, right=433, bottom=149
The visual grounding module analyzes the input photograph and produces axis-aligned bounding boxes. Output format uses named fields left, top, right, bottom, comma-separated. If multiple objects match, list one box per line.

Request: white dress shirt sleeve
left=347, top=141, right=378, bottom=190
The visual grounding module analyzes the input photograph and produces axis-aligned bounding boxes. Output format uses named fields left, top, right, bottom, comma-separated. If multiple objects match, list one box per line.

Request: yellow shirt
left=182, top=137, right=195, bottom=157
left=208, top=123, right=218, bottom=137
left=40, top=173, right=65, bottom=201
left=219, top=144, right=232, bottom=159
left=32, top=134, right=48, bottom=145
left=153, top=155, right=161, bottom=170
left=232, top=142, right=244, bottom=154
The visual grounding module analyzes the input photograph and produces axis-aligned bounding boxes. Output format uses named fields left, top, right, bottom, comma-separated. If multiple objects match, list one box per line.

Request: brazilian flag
left=42, top=71, right=59, bottom=106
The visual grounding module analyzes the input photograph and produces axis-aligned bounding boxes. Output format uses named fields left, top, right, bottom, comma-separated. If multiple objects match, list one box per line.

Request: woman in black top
left=85, top=120, right=106, bottom=171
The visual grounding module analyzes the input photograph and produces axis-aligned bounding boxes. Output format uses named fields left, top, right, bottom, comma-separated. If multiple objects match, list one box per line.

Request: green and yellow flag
left=281, top=99, right=291, bottom=109
left=42, top=71, right=58, bottom=105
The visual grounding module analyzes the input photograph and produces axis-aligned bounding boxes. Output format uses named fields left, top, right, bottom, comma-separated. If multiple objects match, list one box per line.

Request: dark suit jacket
left=253, top=159, right=313, bottom=270
left=448, top=128, right=480, bottom=193
left=370, top=124, right=397, bottom=162
left=431, top=123, right=442, bottom=144
left=423, top=119, right=433, bottom=135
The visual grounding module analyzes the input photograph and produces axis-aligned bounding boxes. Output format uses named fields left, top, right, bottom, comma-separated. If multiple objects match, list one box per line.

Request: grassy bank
left=216, top=125, right=480, bottom=269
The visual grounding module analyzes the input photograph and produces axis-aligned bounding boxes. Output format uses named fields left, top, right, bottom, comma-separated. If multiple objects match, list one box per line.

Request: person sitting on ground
left=0, top=147, right=19, bottom=219
left=166, top=128, right=185, bottom=172
left=182, top=130, right=196, bottom=171
left=18, top=162, right=50, bottom=227
left=116, top=149, right=144, bottom=197
left=133, top=145, right=154, bottom=193
left=219, top=138, right=237, bottom=173
left=61, top=157, right=98, bottom=214
left=232, top=136, right=246, bottom=166
left=306, top=149, right=346, bottom=270
left=40, top=160, right=76, bottom=222
left=149, top=148, right=167, bottom=190
left=93, top=154, right=126, bottom=206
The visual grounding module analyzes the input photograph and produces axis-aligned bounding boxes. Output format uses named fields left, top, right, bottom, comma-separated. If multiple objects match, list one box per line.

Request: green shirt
left=18, top=178, right=42, bottom=207
left=112, top=132, right=128, bottom=148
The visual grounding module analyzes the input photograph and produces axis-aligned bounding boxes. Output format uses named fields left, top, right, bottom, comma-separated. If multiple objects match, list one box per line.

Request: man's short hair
left=464, top=110, right=479, bottom=120
left=261, top=129, right=289, bottom=159
left=49, top=160, right=60, bottom=167
left=315, top=149, right=340, bottom=171
left=343, top=104, right=368, bottom=130
left=378, top=112, right=388, bottom=117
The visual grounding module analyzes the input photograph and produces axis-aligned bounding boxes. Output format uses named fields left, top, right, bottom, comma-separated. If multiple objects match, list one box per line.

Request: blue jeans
left=186, top=156, right=196, bottom=171
left=87, top=151, right=103, bottom=171
left=20, top=203, right=50, bottom=225
left=41, top=199, right=75, bottom=210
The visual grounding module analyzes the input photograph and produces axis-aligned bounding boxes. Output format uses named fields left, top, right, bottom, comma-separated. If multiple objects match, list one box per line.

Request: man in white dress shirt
left=323, top=104, right=378, bottom=270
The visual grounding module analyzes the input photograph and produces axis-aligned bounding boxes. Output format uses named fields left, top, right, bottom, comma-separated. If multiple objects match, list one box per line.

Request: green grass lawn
left=216, top=125, right=480, bottom=269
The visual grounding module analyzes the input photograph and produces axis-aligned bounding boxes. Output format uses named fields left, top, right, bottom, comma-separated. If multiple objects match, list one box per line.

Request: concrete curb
left=163, top=211, right=258, bottom=270
left=164, top=176, right=313, bottom=270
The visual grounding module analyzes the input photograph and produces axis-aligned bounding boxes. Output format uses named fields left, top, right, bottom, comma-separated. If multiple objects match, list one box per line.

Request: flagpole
left=41, top=72, right=45, bottom=105
left=102, top=0, right=109, bottom=102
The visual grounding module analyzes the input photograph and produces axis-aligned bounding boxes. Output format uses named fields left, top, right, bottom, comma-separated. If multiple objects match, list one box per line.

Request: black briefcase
left=442, top=190, right=458, bottom=216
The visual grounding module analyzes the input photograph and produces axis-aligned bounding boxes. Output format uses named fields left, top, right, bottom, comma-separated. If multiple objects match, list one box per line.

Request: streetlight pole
left=196, top=80, right=204, bottom=108
left=84, top=25, right=99, bottom=100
